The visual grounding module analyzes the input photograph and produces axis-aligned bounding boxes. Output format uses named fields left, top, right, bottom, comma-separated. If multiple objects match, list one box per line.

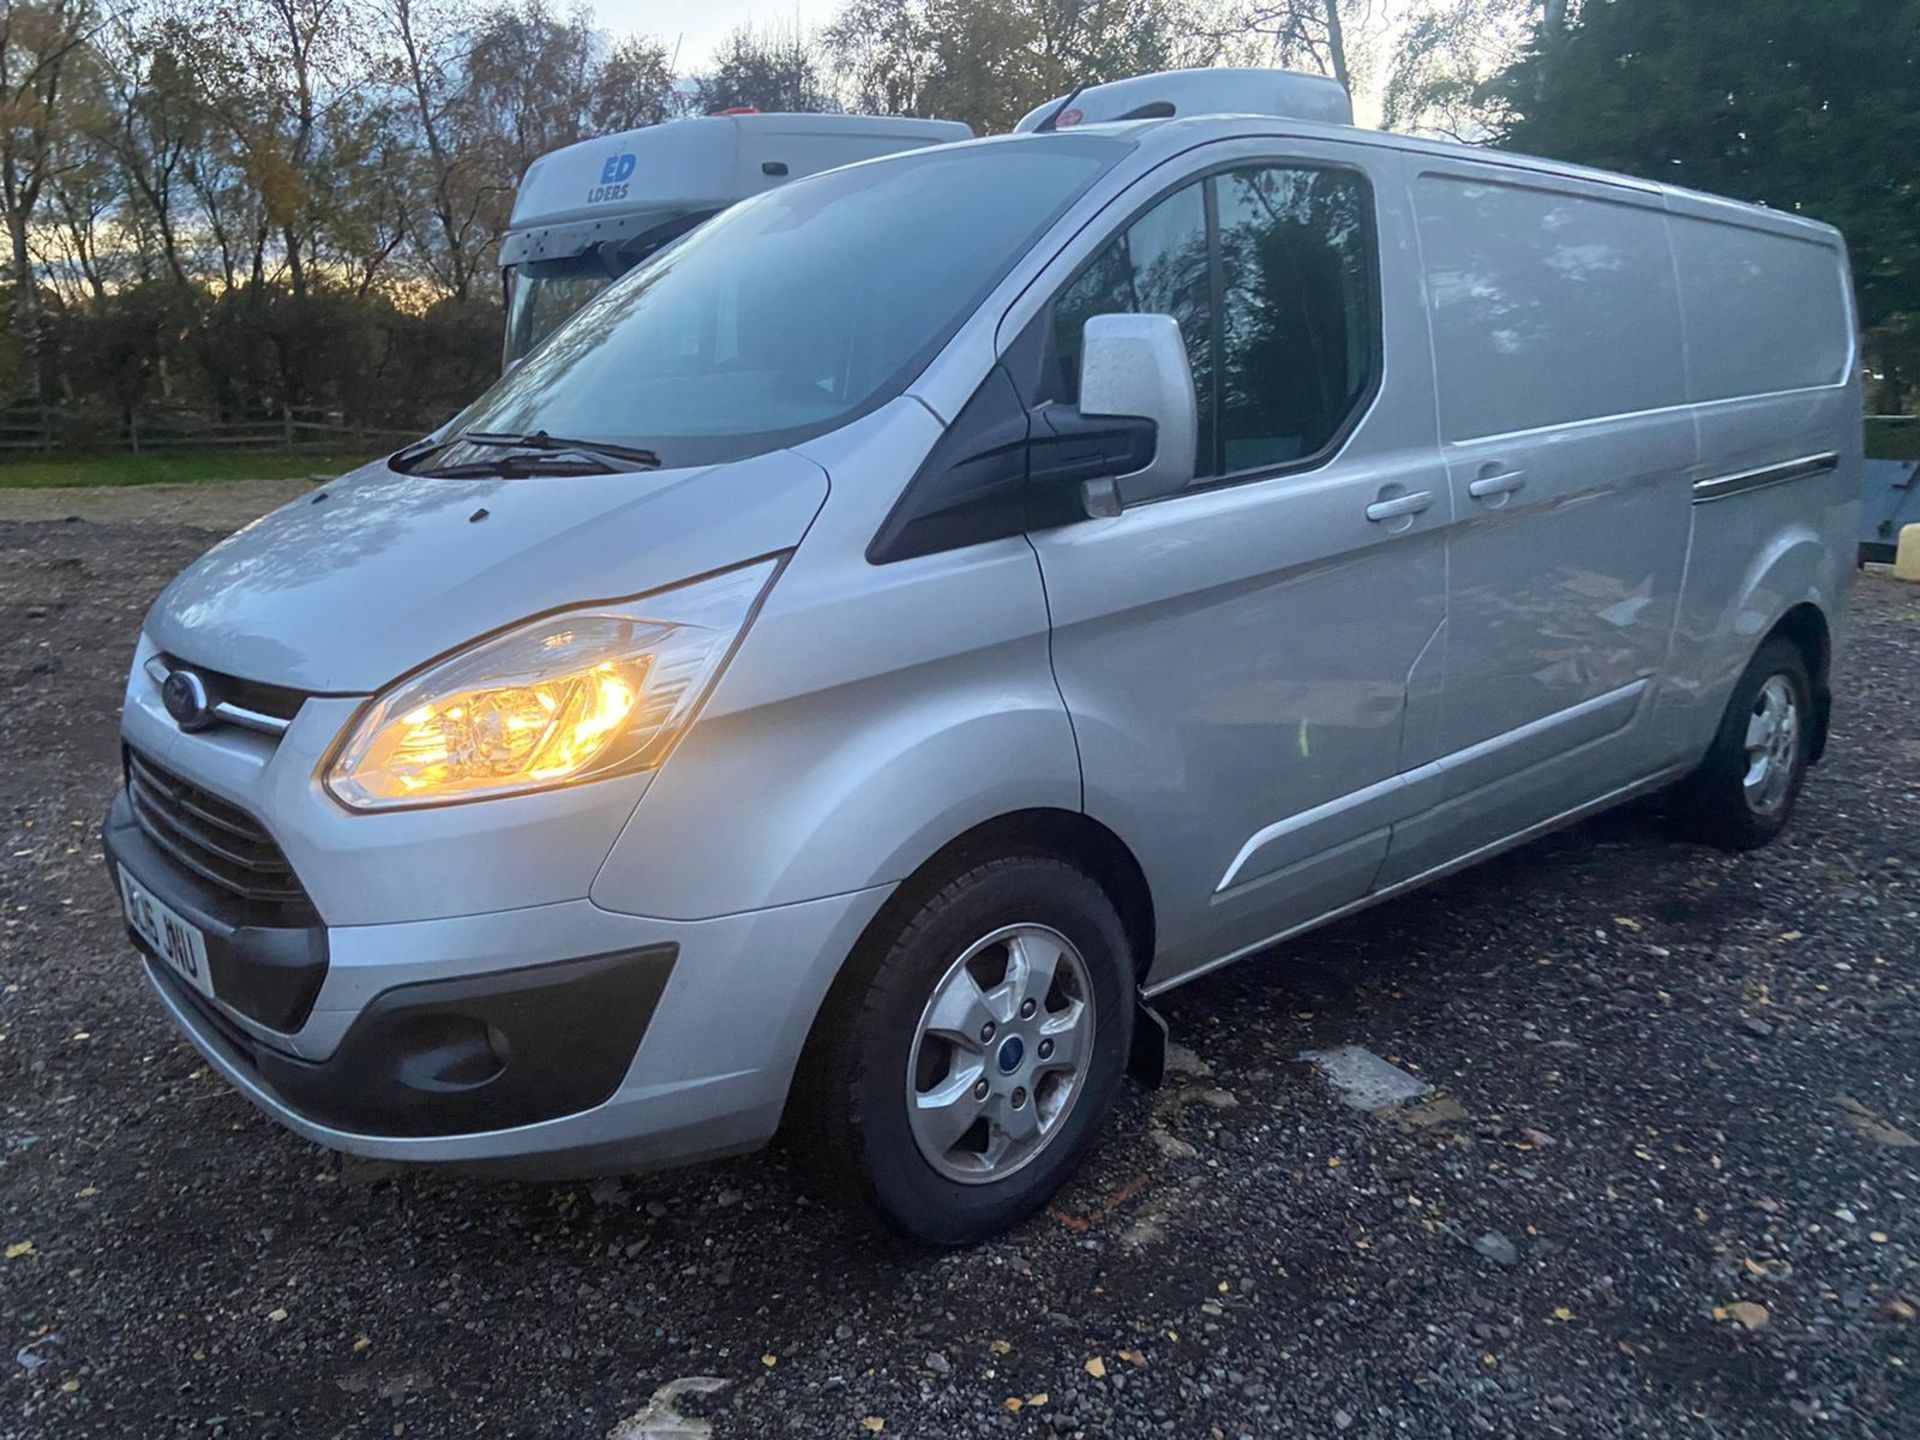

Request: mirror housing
left=1077, top=313, right=1198, bottom=514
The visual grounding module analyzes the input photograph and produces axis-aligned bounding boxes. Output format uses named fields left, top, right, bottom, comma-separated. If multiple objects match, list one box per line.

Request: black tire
left=1675, top=636, right=1814, bottom=851
left=791, top=854, right=1135, bottom=1246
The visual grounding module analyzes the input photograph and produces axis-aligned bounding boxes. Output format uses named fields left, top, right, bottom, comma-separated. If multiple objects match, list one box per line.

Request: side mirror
left=1077, top=313, right=1198, bottom=514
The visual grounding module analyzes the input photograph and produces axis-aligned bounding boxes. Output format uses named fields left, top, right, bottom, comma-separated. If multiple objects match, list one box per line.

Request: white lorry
left=500, top=111, right=973, bottom=368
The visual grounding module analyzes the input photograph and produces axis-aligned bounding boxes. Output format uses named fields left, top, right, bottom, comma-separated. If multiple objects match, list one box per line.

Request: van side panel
left=1669, top=205, right=1855, bottom=404
left=1382, top=167, right=1695, bottom=886
left=1650, top=201, right=1859, bottom=765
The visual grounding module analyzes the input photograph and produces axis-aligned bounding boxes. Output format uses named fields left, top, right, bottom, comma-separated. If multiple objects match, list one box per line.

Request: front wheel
left=793, top=855, right=1134, bottom=1246
left=1675, top=637, right=1814, bottom=851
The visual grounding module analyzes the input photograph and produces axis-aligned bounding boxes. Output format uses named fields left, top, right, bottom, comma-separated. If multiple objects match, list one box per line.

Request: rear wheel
left=793, top=855, right=1134, bottom=1246
left=1675, top=637, right=1813, bottom=850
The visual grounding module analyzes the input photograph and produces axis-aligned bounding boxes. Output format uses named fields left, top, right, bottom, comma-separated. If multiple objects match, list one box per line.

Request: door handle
left=1468, top=469, right=1526, bottom=499
left=1364, top=490, right=1434, bottom=523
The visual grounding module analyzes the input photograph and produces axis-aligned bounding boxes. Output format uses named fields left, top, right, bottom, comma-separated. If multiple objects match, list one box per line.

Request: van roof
left=1038, top=104, right=1841, bottom=246
left=996, top=67, right=1837, bottom=245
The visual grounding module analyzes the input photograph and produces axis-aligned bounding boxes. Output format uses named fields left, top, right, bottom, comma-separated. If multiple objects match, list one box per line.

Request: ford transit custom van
left=107, top=69, right=1859, bottom=1244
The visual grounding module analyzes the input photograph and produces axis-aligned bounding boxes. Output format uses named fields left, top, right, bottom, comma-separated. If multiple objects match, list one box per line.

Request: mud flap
left=1128, top=998, right=1169, bottom=1087
left=1809, top=685, right=1832, bottom=765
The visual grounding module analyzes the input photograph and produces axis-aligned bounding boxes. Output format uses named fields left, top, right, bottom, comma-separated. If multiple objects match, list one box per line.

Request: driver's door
left=1020, top=143, right=1449, bottom=985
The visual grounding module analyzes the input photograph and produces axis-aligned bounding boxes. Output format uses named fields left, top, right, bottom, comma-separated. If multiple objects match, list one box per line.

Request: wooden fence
left=0, top=406, right=423, bottom=456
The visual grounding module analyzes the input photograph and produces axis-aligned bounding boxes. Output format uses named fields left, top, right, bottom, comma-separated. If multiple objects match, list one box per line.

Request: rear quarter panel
left=1652, top=195, right=1859, bottom=763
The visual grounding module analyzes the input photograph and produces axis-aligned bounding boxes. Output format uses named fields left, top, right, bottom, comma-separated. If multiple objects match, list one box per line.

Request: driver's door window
left=1050, top=180, right=1215, bottom=477
left=1048, top=163, right=1377, bottom=486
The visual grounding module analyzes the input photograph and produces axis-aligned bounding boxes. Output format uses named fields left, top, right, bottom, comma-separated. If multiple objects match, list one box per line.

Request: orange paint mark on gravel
left=1050, top=1172, right=1152, bottom=1232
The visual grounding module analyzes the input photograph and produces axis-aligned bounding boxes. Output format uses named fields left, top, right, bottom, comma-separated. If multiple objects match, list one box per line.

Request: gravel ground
left=0, top=478, right=322, bottom=529
left=1, top=513, right=1916, bottom=1440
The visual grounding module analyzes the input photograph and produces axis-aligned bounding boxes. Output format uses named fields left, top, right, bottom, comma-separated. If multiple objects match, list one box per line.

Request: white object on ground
left=607, top=1377, right=731, bottom=1440
left=1300, top=1045, right=1434, bottom=1111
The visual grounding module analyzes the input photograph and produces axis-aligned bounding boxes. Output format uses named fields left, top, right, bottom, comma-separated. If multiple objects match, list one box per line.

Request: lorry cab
left=501, top=111, right=972, bottom=368
left=109, top=70, right=1858, bottom=1246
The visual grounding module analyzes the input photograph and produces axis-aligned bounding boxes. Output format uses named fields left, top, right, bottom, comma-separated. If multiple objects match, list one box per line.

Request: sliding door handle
left=1468, top=469, right=1526, bottom=499
left=1365, top=490, right=1435, bottom=523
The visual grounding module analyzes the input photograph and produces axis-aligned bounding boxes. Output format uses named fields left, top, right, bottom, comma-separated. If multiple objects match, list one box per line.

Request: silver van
left=106, top=70, right=1859, bottom=1244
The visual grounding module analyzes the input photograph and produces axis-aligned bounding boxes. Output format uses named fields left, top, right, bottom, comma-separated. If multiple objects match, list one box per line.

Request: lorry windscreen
left=503, top=256, right=612, bottom=368
left=447, top=136, right=1127, bottom=470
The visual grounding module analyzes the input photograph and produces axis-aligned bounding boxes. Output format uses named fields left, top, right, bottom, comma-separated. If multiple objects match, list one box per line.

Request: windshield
left=454, top=136, right=1126, bottom=469
left=503, top=257, right=611, bottom=368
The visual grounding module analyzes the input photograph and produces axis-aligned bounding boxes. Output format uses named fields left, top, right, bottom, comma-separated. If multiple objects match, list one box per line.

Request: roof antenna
left=1032, top=83, right=1086, bottom=133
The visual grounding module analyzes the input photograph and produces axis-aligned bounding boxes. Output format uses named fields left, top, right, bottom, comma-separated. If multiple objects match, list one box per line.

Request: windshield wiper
left=394, top=429, right=662, bottom=476
left=424, top=451, right=631, bottom=479
left=460, top=431, right=661, bottom=468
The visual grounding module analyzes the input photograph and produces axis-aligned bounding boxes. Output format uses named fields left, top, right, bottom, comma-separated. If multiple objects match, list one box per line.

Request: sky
left=592, top=0, right=841, bottom=73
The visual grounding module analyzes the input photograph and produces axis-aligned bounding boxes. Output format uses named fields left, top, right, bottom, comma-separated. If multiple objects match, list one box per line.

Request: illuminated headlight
left=326, top=560, right=777, bottom=810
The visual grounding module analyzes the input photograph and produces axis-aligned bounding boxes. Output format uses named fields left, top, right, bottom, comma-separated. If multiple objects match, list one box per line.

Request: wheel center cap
left=996, top=1035, right=1025, bottom=1074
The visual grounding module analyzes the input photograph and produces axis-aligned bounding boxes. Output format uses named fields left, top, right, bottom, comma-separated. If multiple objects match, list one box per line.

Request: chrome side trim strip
left=211, top=702, right=292, bottom=737
left=1216, top=771, right=1405, bottom=893
left=1692, top=451, right=1836, bottom=504
left=1215, top=678, right=1647, bottom=895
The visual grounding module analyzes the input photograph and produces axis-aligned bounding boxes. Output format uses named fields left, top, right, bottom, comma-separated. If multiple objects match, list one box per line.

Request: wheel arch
left=780, top=806, right=1157, bottom=1141
left=1764, top=601, right=1833, bottom=762
left=856, top=808, right=1157, bottom=984
left=914, top=809, right=1157, bottom=977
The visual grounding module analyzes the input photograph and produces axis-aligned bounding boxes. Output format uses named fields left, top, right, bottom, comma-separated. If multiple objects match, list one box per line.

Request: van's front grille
left=155, top=654, right=308, bottom=725
left=124, top=749, right=317, bottom=924
left=144, top=654, right=306, bottom=739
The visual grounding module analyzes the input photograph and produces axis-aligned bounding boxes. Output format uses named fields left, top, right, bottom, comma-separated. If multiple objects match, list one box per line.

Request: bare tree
left=1226, top=0, right=1375, bottom=94
left=254, top=0, right=336, bottom=295
left=823, top=0, right=936, bottom=116
left=689, top=22, right=837, bottom=115
left=98, top=11, right=211, bottom=285
left=426, top=1, right=673, bottom=294
left=380, top=0, right=495, bottom=299
left=41, top=102, right=115, bottom=300
left=1, top=0, right=100, bottom=398
left=824, top=0, right=1229, bottom=135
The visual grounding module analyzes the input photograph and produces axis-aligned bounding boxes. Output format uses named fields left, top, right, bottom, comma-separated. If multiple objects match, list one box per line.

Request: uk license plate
left=119, top=864, right=214, bottom=1001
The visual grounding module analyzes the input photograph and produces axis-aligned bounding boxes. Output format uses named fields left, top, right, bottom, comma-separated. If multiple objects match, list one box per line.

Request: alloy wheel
left=904, top=923, right=1095, bottom=1184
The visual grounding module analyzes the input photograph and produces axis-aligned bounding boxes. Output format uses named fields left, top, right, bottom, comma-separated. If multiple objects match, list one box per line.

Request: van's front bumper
left=107, top=788, right=893, bottom=1174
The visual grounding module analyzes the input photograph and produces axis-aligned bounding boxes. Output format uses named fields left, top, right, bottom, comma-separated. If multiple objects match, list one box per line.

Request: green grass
left=1866, top=418, right=1920, bottom=461
left=0, top=449, right=380, bottom=489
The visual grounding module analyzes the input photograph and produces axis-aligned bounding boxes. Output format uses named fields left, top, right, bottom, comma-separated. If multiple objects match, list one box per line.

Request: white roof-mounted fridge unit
left=1014, top=69, right=1354, bottom=133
